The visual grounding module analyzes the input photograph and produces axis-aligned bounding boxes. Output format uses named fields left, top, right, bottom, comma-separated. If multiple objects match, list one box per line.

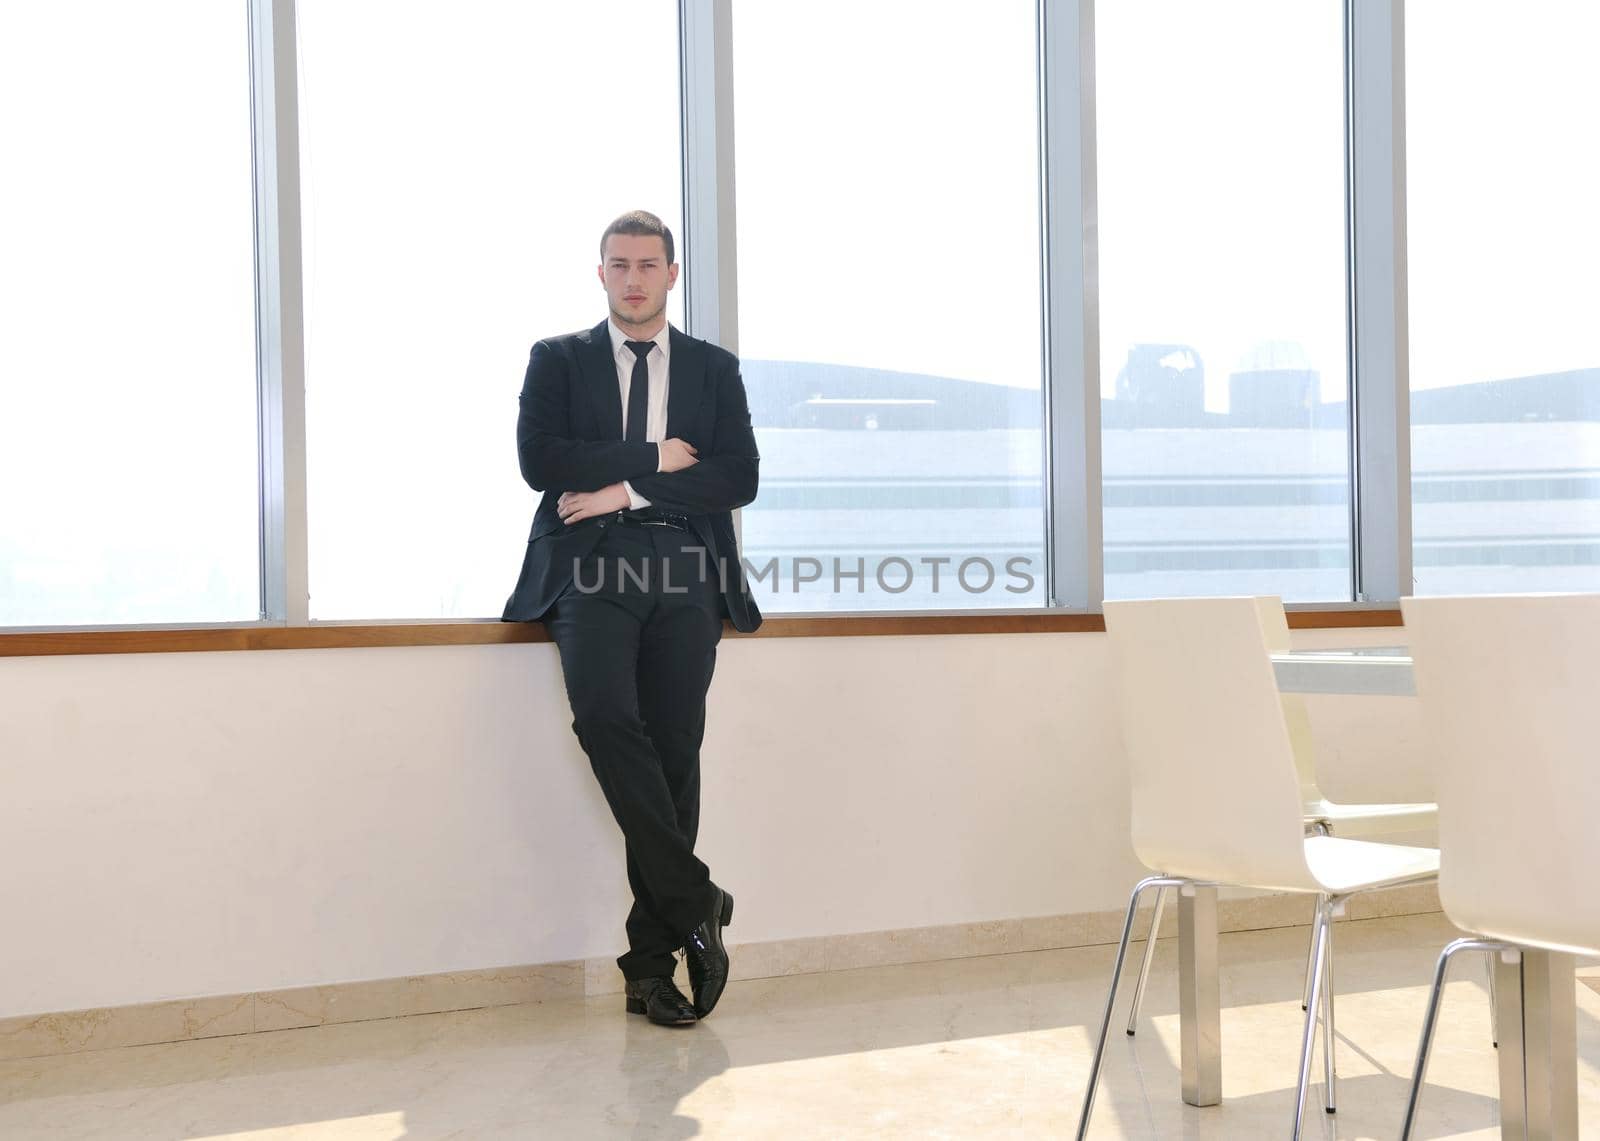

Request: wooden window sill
left=0, top=609, right=1401, bottom=657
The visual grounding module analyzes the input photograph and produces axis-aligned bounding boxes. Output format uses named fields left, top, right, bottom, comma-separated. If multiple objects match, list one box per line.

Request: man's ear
left=668, top=263, right=680, bottom=289
left=596, top=264, right=606, bottom=288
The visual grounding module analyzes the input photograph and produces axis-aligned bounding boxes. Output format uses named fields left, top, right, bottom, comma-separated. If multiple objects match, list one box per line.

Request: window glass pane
left=1097, top=0, right=1352, bottom=601
left=1407, top=1, right=1600, bottom=594
left=0, top=2, right=258, bottom=627
left=731, top=0, right=1046, bottom=611
left=299, top=1, right=682, bottom=619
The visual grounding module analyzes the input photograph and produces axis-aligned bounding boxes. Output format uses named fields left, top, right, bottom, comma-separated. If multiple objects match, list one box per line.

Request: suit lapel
left=666, top=327, right=705, bottom=439
left=579, top=319, right=623, bottom=440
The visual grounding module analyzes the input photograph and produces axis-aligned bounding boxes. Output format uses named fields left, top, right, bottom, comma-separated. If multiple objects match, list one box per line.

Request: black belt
left=610, top=509, right=693, bottom=532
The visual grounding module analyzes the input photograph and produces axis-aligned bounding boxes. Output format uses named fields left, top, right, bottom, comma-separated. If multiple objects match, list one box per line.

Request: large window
left=730, top=0, right=1047, bottom=611
left=1096, top=0, right=1352, bottom=601
left=297, top=0, right=683, bottom=619
left=1407, top=0, right=1600, bottom=594
left=0, top=2, right=259, bottom=627
left=10, top=2, right=1600, bottom=636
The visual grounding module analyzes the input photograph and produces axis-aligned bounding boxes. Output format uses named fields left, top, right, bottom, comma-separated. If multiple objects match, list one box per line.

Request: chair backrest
left=1254, top=595, right=1324, bottom=806
left=1402, top=595, right=1600, bottom=955
left=1104, top=597, right=1321, bottom=892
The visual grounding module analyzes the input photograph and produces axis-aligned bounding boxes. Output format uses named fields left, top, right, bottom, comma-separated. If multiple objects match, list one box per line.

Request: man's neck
left=611, top=314, right=667, bottom=341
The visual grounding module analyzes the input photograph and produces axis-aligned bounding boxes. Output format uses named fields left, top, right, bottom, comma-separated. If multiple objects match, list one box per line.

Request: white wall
left=0, top=624, right=1424, bottom=1020
left=0, top=631, right=1145, bottom=1019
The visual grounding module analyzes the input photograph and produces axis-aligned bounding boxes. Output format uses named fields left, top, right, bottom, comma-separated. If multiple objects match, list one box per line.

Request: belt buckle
left=615, top=509, right=688, bottom=530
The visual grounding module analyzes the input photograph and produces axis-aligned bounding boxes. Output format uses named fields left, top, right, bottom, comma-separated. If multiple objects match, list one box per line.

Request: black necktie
left=624, top=340, right=653, bottom=443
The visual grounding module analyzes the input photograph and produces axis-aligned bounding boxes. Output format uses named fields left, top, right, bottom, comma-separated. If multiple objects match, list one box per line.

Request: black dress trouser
left=543, top=518, right=724, bottom=980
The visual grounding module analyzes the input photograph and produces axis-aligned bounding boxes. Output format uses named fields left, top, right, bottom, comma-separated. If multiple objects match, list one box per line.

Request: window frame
left=4, top=0, right=1418, bottom=646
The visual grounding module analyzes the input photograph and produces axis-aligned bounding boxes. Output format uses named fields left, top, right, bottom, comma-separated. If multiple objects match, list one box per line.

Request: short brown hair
left=600, top=210, right=675, bottom=265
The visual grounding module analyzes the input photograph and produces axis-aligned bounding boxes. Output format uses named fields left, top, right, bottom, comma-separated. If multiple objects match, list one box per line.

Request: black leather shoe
left=623, top=976, right=697, bottom=1027
left=684, top=886, right=734, bottom=1018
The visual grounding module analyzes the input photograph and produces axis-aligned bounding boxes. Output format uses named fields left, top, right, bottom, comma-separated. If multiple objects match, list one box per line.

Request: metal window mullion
left=249, top=0, right=309, bottom=625
left=679, top=0, right=741, bottom=556
left=679, top=0, right=738, bottom=353
left=1040, top=0, right=1102, bottom=611
left=1348, top=0, right=1411, bottom=603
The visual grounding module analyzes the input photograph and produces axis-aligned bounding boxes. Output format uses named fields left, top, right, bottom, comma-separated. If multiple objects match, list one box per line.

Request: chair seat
left=1304, top=834, right=1440, bottom=895
left=1304, top=799, right=1437, bottom=838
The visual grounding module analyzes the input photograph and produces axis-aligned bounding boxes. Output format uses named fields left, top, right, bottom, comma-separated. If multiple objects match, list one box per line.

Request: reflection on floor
left=2, top=913, right=1596, bottom=1139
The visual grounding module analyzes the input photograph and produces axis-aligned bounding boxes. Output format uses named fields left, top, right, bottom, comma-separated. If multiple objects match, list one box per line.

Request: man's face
left=598, top=234, right=678, bottom=329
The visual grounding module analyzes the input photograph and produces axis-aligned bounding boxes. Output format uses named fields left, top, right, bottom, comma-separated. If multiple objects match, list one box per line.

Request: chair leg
left=1075, top=875, right=1184, bottom=1141
left=1125, top=885, right=1170, bottom=1036
left=1300, top=824, right=1330, bottom=1012
left=1292, top=898, right=1331, bottom=1140
left=1486, top=951, right=1499, bottom=1048
left=1321, top=907, right=1336, bottom=1114
left=1300, top=899, right=1318, bottom=1011
left=1400, top=937, right=1509, bottom=1141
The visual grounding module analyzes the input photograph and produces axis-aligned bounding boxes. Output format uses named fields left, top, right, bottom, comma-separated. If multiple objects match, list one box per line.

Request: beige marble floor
left=2, top=913, right=1597, bottom=1139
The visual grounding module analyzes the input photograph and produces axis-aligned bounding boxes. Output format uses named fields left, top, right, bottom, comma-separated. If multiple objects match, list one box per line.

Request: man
left=502, top=210, right=762, bottom=1028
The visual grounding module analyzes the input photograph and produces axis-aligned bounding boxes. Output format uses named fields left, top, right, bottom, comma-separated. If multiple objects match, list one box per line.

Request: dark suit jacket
left=501, top=320, right=763, bottom=632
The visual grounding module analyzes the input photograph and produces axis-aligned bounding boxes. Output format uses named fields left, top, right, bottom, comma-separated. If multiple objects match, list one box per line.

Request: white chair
left=1079, top=597, right=1439, bottom=1140
left=1121, top=596, right=1437, bottom=1032
left=1399, top=595, right=1600, bottom=1140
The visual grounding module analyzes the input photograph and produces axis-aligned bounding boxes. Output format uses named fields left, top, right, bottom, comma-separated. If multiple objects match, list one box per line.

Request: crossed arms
left=515, top=338, right=759, bottom=518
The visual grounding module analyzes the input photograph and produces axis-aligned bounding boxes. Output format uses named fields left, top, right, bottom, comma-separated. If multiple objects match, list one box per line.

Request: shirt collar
left=607, top=318, right=672, bottom=359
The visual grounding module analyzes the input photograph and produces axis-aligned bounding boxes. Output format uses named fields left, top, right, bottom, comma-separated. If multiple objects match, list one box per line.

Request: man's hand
left=658, top=438, right=700, bottom=473
left=558, top=482, right=631, bottom=524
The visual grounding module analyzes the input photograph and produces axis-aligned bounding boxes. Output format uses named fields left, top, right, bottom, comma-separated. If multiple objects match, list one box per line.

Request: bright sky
left=294, top=0, right=684, bottom=616
left=732, top=0, right=1599, bottom=402
left=1407, top=0, right=1600, bottom=389
left=732, top=0, right=1042, bottom=389
left=0, top=0, right=259, bottom=617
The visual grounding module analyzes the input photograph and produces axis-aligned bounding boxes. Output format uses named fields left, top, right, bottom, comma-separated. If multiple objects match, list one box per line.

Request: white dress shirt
left=607, top=318, right=671, bottom=510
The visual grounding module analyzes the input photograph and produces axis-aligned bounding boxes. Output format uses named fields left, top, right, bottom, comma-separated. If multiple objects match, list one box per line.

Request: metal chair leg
left=1400, top=937, right=1512, bottom=1140
left=1292, top=898, right=1331, bottom=1139
left=1075, top=875, right=1185, bottom=1141
left=1125, top=885, right=1170, bottom=1036
left=1299, top=897, right=1319, bottom=1011
left=1486, top=950, right=1499, bottom=1048
left=1301, top=824, right=1330, bottom=1012
left=1321, top=907, right=1336, bottom=1115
